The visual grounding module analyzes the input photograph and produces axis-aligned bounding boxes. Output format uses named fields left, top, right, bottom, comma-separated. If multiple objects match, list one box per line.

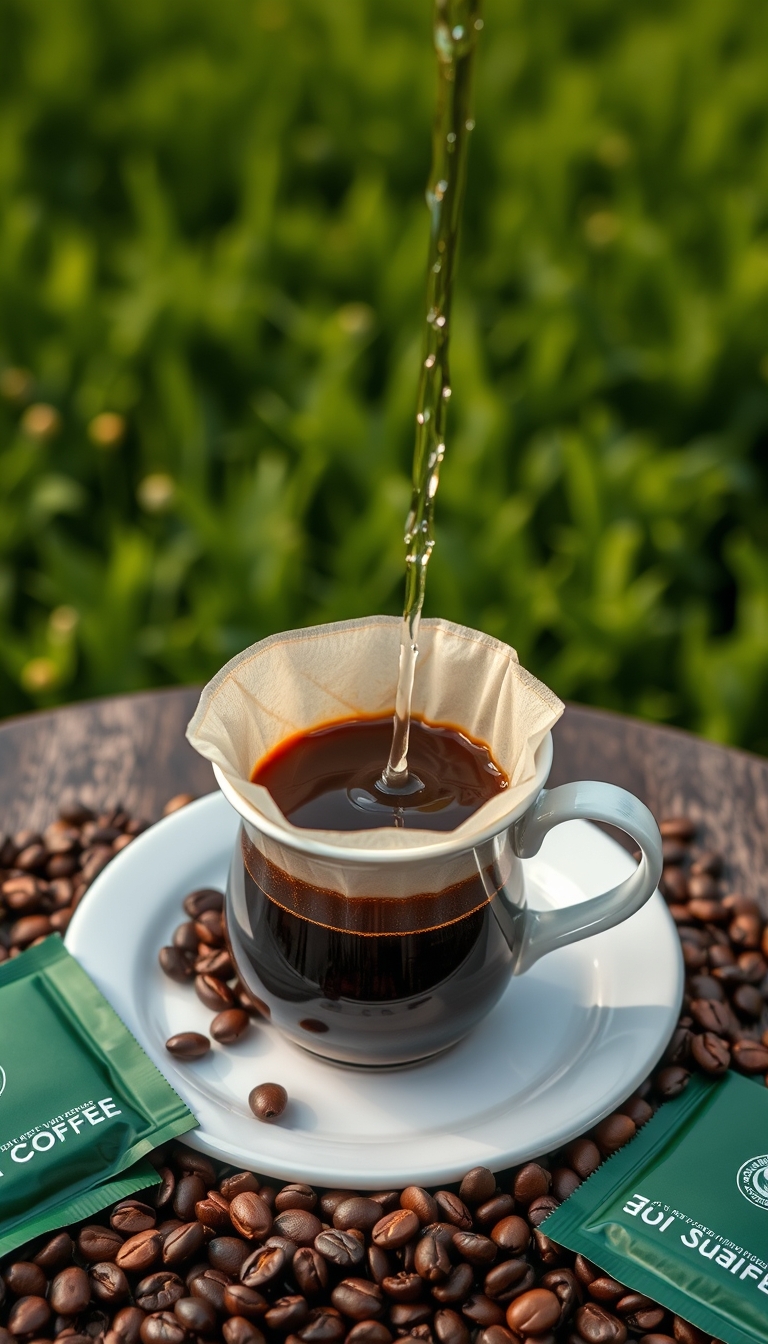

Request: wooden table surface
left=1, top=689, right=767, bottom=905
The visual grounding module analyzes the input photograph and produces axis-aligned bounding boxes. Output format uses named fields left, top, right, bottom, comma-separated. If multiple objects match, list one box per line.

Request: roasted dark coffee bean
left=367, top=1246, right=391, bottom=1286
left=6, top=1296, right=51, bottom=1336
left=161, top=1221, right=205, bottom=1266
left=689, top=998, right=732, bottom=1035
left=505, top=1288, right=561, bottom=1335
left=220, top=1172, right=261, bottom=1201
left=489, top=1216, right=530, bottom=1254
left=421, top=1221, right=458, bottom=1247
left=539, top=1269, right=581, bottom=1320
left=475, top=1195, right=515, bottom=1227
left=331, top=1281, right=383, bottom=1322
left=587, top=1277, right=625, bottom=1304
left=346, top=1322, right=393, bottom=1344
left=111, top=1200, right=157, bottom=1235
left=690, top=1031, right=730, bottom=1074
left=49, top=1267, right=91, bottom=1315
left=78, top=1225, right=124, bottom=1263
left=208, top=1237, right=251, bottom=1275
left=730, top=913, right=762, bottom=949
left=654, top=1065, right=690, bottom=1098
left=173, top=921, right=200, bottom=952
left=484, top=1260, right=535, bottom=1305
left=266, top=1295, right=312, bottom=1331
left=733, top=984, right=764, bottom=1017
left=434, top=1308, right=471, bottom=1344
left=395, top=1193, right=437, bottom=1238
left=564, top=1139, right=601, bottom=1180
left=512, top=1164, right=550, bottom=1206
left=320, top=1191, right=355, bottom=1218
left=183, top=888, right=225, bottom=918
left=116, top=1229, right=164, bottom=1273
left=451, top=1231, right=496, bottom=1266
left=615, top=1293, right=655, bottom=1317
left=619, top=1095, right=653, bottom=1127
left=158, top=944, right=194, bottom=983
left=151, top=1167, right=176, bottom=1211
left=274, top=1210, right=323, bottom=1246
left=33, top=1230, right=74, bottom=1273
left=333, top=1198, right=382, bottom=1233
left=260, top=1187, right=279, bottom=1210
left=195, top=908, right=225, bottom=945
left=135, top=1273, right=186, bottom=1313
left=381, top=1274, right=422, bottom=1303
left=196, top=1190, right=232, bottom=1233
left=188, top=1267, right=231, bottom=1314
left=550, top=1168, right=581, bottom=1202
left=389, top=1303, right=433, bottom=1331
left=90, top=1263, right=130, bottom=1305
left=294, top=1248, right=329, bottom=1296
left=173, top=1297, right=217, bottom=1334
left=315, top=1230, right=365, bottom=1268
left=197, top=948, right=236, bottom=978
left=111, top=1306, right=146, bottom=1344
left=732, top=1039, right=768, bottom=1072
left=176, top=1148, right=218, bottom=1184
left=474, top=1327, right=517, bottom=1344
left=224, top=1285, right=269, bottom=1320
left=229, top=1192, right=273, bottom=1240
left=139, top=1310, right=186, bottom=1344
left=241, top=1246, right=286, bottom=1289
left=299, top=1306, right=346, bottom=1342
left=223, top=1318, right=266, bottom=1344
left=625, top=1308, right=665, bottom=1331
left=414, top=1235, right=451, bottom=1283
left=458, top=1168, right=496, bottom=1208
left=173, top=1173, right=207, bottom=1221
left=527, top=1194, right=559, bottom=1226
left=592, top=1113, right=636, bottom=1156
left=249, top=1083, right=288, bottom=1122
left=573, top=1255, right=599, bottom=1286
left=574, top=1303, right=628, bottom=1344
left=195, top=973, right=235, bottom=1011
left=687, top=973, right=724, bottom=1001
left=165, top=1031, right=210, bottom=1059
left=434, top=1192, right=472, bottom=1229
left=275, top=1184, right=318, bottom=1213
left=372, top=1209, right=419, bottom=1249
left=672, top=1318, right=709, bottom=1344
left=461, top=1294, right=505, bottom=1327
left=3, top=1262, right=48, bottom=1297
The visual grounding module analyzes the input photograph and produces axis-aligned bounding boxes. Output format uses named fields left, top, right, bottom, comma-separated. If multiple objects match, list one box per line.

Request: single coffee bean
left=484, top=1260, right=535, bottom=1305
left=177, top=1146, right=218, bottom=1184
left=461, top=1294, right=506, bottom=1327
left=564, top=1139, right=601, bottom=1180
left=587, top=1277, right=624, bottom=1304
left=672, top=1318, right=710, bottom=1344
left=730, top=913, right=762, bottom=949
left=331, top=1281, right=383, bottom=1322
left=475, top=1194, right=515, bottom=1227
left=195, top=973, right=235, bottom=1011
left=173, top=1173, right=207, bottom=1221
left=474, top=1328, right=517, bottom=1344
left=165, top=1031, right=210, bottom=1060
left=139, top=1310, right=186, bottom=1344
left=194, top=907, right=225, bottom=944
left=625, top=1309, right=665, bottom=1331
left=90, top=1263, right=130, bottom=1305
left=654, top=1065, right=690, bottom=1098
left=513, top=1164, right=551, bottom=1206
left=527, top=1194, right=559, bottom=1226
left=592, top=1113, right=636, bottom=1155
left=320, top=1191, right=355, bottom=1217
left=273, top=1183, right=317, bottom=1213
left=49, top=1267, right=91, bottom=1315
left=456, top=1167, right=496, bottom=1208
left=260, top=1187, right=279, bottom=1210
left=195, top=1189, right=232, bottom=1233
left=550, top=1168, right=582, bottom=1202
left=314, top=1230, right=365, bottom=1269
left=274, top=1209, right=323, bottom=1246
left=220, top=1172, right=261, bottom=1200
left=111, top=1200, right=157, bottom=1235
left=151, top=1167, right=176, bottom=1211
left=540, top=1269, right=581, bottom=1320
left=3, top=1262, right=48, bottom=1297
left=173, top=920, right=199, bottom=951
left=400, top=1187, right=440, bottom=1226
left=414, top=1234, right=451, bottom=1283
left=575, top=1303, right=628, bottom=1344
left=333, top=1197, right=382, bottom=1233
left=490, top=1216, right=530, bottom=1254
left=183, top=887, right=224, bottom=918
left=506, top=1288, right=561, bottom=1335
left=78, top=1225, right=124, bottom=1263
left=615, top=1294, right=655, bottom=1317
left=372, top=1209, right=419, bottom=1249
left=434, top=1308, right=471, bottom=1344
left=619, top=1095, right=653, bottom=1127
left=294, top=1248, right=329, bottom=1296
left=197, top=947, right=236, bottom=978
left=266, top=1295, right=311, bottom=1331
left=158, top=945, right=194, bottom=982
left=432, top=1264, right=474, bottom=1305
left=240, top=1246, right=286, bottom=1289
left=451, top=1231, right=496, bottom=1266
left=689, top=998, right=732, bottom=1035
left=346, top=1323, right=392, bottom=1344
left=189, top=1267, right=231, bottom=1314
left=733, top=984, right=764, bottom=1018
left=229, top=1192, right=274, bottom=1240
left=174, top=1296, right=217, bottom=1334
left=111, top=1306, right=146, bottom=1344
left=7, top=1296, right=51, bottom=1336
left=690, top=1031, right=730, bottom=1074
left=299, top=1306, right=346, bottom=1342
left=161, top=1221, right=205, bottom=1265
left=389, top=1303, right=433, bottom=1330
left=208, top=1236, right=251, bottom=1275
left=135, top=1273, right=186, bottom=1313
left=574, top=1255, right=599, bottom=1286
left=381, top=1273, right=422, bottom=1303
left=249, top=1083, right=288, bottom=1122
left=434, top=1191, right=472, bottom=1229
left=116, top=1229, right=164, bottom=1273
left=224, top=1284, right=269, bottom=1320
left=367, top=1246, right=391, bottom=1286
left=732, top=1039, right=768, bottom=1072
left=223, top=1318, right=266, bottom=1344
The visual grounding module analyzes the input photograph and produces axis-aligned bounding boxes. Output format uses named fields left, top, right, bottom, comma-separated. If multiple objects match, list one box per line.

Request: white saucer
left=66, top=792, right=682, bottom=1187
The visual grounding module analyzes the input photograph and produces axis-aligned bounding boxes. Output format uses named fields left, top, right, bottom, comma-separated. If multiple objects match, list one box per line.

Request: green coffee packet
left=543, top=1072, right=768, bottom=1344
left=0, top=936, right=196, bottom=1257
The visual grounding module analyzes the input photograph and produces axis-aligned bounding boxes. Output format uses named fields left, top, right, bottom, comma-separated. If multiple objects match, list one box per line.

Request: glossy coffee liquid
left=228, top=717, right=515, bottom=1064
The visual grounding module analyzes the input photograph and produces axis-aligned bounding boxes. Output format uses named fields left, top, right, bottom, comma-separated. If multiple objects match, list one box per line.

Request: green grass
left=1, top=0, right=768, bottom=751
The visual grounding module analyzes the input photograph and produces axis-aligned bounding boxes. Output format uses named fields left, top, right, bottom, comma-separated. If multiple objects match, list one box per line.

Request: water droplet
left=452, top=25, right=464, bottom=39
left=447, top=132, right=456, bottom=144
left=442, top=385, right=451, bottom=398
left=416, top=412, right=425, bottom=424
left=424, top=353, right=436, bottom=368
left=432, top=262, right=441, bottom=273
left=474, top=18, right=484, bottom=29
left=435, top=315, right=447, bottom=328
left=465, top=119, right=475, bottom=131
left=428, top=473, right=439, bottom=498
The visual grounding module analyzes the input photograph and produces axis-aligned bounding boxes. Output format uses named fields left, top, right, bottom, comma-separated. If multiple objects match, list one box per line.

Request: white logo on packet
left=737, top=1155, right=768, bottom=1209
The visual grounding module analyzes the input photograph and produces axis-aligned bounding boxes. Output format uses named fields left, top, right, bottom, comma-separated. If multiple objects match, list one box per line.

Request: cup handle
left=508, top=781, right=663, bottom=975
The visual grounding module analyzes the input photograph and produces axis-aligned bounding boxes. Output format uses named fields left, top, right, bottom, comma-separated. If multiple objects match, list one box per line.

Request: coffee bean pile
left=1, top=797, right=763, bottom=1344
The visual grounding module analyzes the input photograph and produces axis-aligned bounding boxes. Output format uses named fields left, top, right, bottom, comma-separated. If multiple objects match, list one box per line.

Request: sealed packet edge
left=0, top=1158, right=160, bottom=1260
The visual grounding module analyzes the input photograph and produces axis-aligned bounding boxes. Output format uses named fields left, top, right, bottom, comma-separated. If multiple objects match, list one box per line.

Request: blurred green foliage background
left=1, top=0, right=768, bottom=751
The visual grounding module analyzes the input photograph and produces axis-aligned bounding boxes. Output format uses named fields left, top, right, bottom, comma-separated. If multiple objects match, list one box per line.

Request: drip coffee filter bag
left=187, top=616, right=562, bottom=886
